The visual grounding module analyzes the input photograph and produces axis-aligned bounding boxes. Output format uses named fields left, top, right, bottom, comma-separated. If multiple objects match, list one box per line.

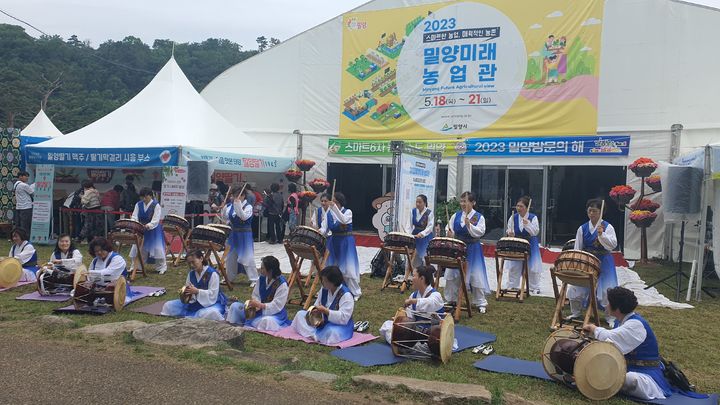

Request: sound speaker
left=664, top=166, right=702, bottom=215
left=187, top=161, right=209, bottom=196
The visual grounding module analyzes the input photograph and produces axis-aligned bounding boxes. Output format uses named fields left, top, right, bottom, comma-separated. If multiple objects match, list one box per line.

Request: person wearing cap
left=12, top=171, right=35, bottom=234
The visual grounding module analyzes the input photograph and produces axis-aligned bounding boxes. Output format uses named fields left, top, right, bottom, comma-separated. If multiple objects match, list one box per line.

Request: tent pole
left=695, top=145, right=711, bottom=301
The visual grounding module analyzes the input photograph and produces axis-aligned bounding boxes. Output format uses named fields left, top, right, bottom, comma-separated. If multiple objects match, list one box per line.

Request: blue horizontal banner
left=461, top=135, right=630, bottom=157
left=25, top=146, right=179, bottom=167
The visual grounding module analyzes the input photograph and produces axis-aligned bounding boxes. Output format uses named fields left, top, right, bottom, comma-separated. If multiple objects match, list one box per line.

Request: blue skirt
left=163, top=299, right=225, bottom=318
left=528, top=238, right=543, bottom=275
left=467, top=241, right=490, bottom=294
left=143, top=225, right=166, bottom=260
left=414, top=233, right=433, bottom=266
left=316, top=320, right=354, bottom=344
left=227, top=301, right=289, bottom=328
left=596, top=253, right=618, bottom=306
left=329, top=235, right=359, bottom=281
left=228, top=230, right=254, bottom=268
left=324, top=236, right=335, bottom=266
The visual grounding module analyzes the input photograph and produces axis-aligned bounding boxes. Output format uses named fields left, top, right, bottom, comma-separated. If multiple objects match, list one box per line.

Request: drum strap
left=262, top=278, right=282, bottom=303
left=628, top=359, right=661, bottom=368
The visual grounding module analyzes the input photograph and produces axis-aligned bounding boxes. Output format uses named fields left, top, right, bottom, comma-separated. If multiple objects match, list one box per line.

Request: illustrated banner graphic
left=340, top=0, right=604, bottom=139
left=160, top=166, right=188, bottom=219
left=30, top=164, right=54, bottom=244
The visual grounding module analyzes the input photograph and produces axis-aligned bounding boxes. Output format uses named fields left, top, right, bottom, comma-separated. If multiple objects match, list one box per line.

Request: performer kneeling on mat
left=161, top=249, right=226, bottom=320
left=9, top=227, right=39, bottom=281
left=406, top=194, right=434, bottom=269
left=129, top=187, right=167, bottom=274
left=225, top=185, right=258, bottom=287
left=583, top=287, right=706, bottom=401
left=379, top=265, right=446, bottom=344
left=49, top=234, right=83, bottom=272
left=292, top=265, right=355, bottom=345
left=446, top=191, right=491, bottom=313
left=568, top=198, right=618, bottom=325
left=88, top=237, right=132, bottom=298
left=321, top=192, right=361, bottom=300
left=504, top=196, right=543, bottom=295
left=226, top=255, right=290, bottom=330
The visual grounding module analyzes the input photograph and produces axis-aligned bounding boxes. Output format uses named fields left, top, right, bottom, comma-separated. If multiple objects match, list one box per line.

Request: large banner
left=30, top=164, right=54, bottom=244
left=0, top=128, right=21, bottom=223
left=160, top=166, right=188, bottom=219
left=394, top=153, right=437, bottom=234
left=340, top=0, right=604, bottom=139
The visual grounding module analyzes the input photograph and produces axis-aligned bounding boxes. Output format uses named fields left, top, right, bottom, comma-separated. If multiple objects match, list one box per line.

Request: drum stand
left=494, top=252, right=530, bottom=302
left=164, top=225, right=190, bottom=267
left=381, top=246, right=416, bottom=292
left=549, top=267, right=599, bottom=330
left=284, top=241, right=327, bottom=310
left=426, top=256, right=472, bottom=322
left=303, top=250, right=330, bottom=288
left=189, top=240, right=233, bottom=291
left=109, top=232, right=146, bottom=281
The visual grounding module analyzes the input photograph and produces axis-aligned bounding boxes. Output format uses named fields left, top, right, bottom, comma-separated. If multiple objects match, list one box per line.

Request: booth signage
left=25, top=147, right=179, bottom=167
left=30, top=164, right=54, bottom=244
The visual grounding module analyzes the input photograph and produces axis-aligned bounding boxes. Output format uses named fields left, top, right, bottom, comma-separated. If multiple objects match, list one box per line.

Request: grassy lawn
left=1, top=240, right=719, bottom=404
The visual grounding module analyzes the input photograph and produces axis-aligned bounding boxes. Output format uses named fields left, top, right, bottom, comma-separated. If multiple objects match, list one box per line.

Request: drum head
left=73, top=266, right=88, bottom=288
left=113, top=277, right=127, bottom=312
left=438, top=315, right=455, bottom=364
left=574, top=341, right=626, bottom=400
left=541, top=328, right=579, bottom=382
left=0, top=257, right=22, bottom=288
left=296, top=225, right=320, bottom=234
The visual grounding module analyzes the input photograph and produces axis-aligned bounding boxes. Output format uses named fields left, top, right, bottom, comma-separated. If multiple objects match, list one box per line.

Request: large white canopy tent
left=26, top=58, right=294, bottom=184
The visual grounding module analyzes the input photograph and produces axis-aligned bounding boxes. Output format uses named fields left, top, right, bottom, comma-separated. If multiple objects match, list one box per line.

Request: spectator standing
left=12, top=171, right=35, bottom=234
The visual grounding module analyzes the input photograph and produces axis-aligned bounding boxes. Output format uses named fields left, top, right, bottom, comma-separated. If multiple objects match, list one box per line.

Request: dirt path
left=0, top=334, right=385, bottom=405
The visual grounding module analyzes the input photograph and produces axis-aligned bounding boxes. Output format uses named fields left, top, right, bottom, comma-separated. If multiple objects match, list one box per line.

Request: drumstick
left=330, top=179, right=337, bottom=201
left=527, top=198, right=532, bottom=214
left=599, top=199, right=605, bottom=222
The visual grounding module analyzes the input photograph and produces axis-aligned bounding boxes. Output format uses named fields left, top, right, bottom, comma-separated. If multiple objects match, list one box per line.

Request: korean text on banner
left=395, top=154, right=437, bottom=233
left=160, top=166, right=188, bottom=218
left=340, top=0, right=605, bottom=139
left=30, top=164, right=54, bottom=244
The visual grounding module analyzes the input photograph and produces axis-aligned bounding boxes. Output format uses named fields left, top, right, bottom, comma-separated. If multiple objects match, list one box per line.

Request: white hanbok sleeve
left=319, top=211, right=330, bottom=236
left=506, top=216, right=514, bottom=235
left=593, top=319, right=646, bottom=355
left=232, top=200, right=253, bottom=221
left=525, top=216, right=540, bottom=236
left=574, top=227, right=584, bottom=250
left=330, top=205, right=352, bottom=224
left=413, top=291, right=445, bottom=313
left=466, top=213, right=486, bottom=238
left=146, top=203, right=162, bottom=230
left=445, top=213, right=457, bottom=233
left=405, top=212, right=414, bottom=235
left=89, top=255, right=126, bottom=280
left=131, top=203, right=140, bottom=221
left=598, top=223, right=618, bottom=251
left=311, top=210, right=318, bottom=228
left=327, top=293, right=355, bottom=325
left=263, top=283, right=289, bottom=316
left=12, top=243, right=36, bottom=264
left=57, top=250, right=83, bottom=271
left=419, top=211, right=434, bottom=237
left=251, top=280, right=261, bottom=302
left=195, top=271, right=220, bottom=307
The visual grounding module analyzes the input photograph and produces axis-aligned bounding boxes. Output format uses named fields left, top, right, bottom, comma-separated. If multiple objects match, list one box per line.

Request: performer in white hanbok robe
left=9, top=227, right=39, bottom=282
left=225, top=186, right=258, bottom=285
left=129, top=187, right=167, bottom=274
left=504, top=196, right=543, bottom=294
left=311, top=193, right=333, bottom=277
left=88, top=237, right=132, bottom=299
left=568, top=198, right=618, bottom=325
left=292, top=266, right=355, bottom=345
left=445, top=191, right=491, bottom=313
left=227, top=255, right=290, bottom=331
left=49, top=234, right=83, bottom=272
left=405, top=194, right=434, bottom=269
left=161, top=249, right=226, bottom=321
left=584, top=287, right=708, bottom=401
left=321, top=192, right=360, bottom=299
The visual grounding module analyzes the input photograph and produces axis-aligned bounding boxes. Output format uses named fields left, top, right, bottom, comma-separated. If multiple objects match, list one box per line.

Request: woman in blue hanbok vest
left=161, top=249, right=226, bottom=320
left=292, top=266, right=355, bottom=345
left=49, top=234, right=83, bottom=273
left=405, top=194, right=434, bottom=269
left=379, top=265, right=446, bottom=344
left=320, top=192, right=360, bottom=299
left=129, top=187, right=166, bottom=274
left=227, top=255, right=290, bottom=330
left=568, top=198, right=618, bottom=325
left=312, top=193, right=334, bottom=275
left=225, top=186, right=258, bottom=285
left=88, top=237, right=132, bottom=299
left=584, top=287, right=708, bottom=401
left=504, top=196, right=543, bottom=294
left=9, top=227, right=39, bottom=281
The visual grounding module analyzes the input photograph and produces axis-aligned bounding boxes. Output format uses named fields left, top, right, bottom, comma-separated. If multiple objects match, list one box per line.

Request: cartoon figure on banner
left=371, top=192, right=394, bottom=240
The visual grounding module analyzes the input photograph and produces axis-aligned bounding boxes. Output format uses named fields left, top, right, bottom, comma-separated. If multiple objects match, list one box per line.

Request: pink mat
left=0, top=280, right=34, bottom=292
left=16, top=291, right=71, bottom=302
left=254, top=326, right=377, bottom=348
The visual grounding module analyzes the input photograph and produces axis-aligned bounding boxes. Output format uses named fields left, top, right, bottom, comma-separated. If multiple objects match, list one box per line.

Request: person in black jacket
left=263, top=183, right=285, bottom=244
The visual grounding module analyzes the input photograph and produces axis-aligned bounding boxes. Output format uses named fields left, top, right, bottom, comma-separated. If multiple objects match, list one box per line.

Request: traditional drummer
left=321, top=192, right=361, bottom=300
left=405, top=194, right=434, bottom=269
left=504, top=196, right=543, bottom=295
left=48, top=234, right=83, bottom=272
left=161, top=249, right=226, bottom=320
left=568, top=198, right=618, bottom=325
left=129, top=187, right=167, bottom=274
left=88, top=237, right=132, bottom=299
left=226, top=255, right=290, bottom=330
left=225, top=185, right=258, bottom=287
left=446, top=191, right=491, bottom=313
left=291, top=266, right=355, bottom=345
left=9, top=227, right=39, bottom=282
left=379, top=265, right=445, bottom=344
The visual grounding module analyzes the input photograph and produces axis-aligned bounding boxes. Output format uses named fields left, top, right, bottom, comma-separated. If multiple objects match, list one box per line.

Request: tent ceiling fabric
left=22, top=109, right=63, bottom=138
left=35, top=58, right=286, bottom=159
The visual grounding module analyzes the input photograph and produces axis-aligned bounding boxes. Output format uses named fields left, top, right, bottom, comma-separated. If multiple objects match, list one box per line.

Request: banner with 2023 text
left=340, top=0, right=605, bottom=139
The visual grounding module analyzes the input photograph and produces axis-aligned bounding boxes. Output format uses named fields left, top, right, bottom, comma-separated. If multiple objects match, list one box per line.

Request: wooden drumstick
left=330, top=179, right=337, bottom=205
left=527, top=198, right=532, bottom=214
left=599, top=199, right=605, bottom=223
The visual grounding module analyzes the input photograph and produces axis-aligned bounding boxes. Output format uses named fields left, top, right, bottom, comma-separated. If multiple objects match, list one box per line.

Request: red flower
left=308, top=178, right=330, bottom=193
left=630, top=198, right=660, bottom=212
left=285, top=169, right=303, bottom=182
left=628, top=157, right=658, bottom=170
left=630, top=210, right=658, bottom=227
left=609, top=185, right=636, bottom=198
left=295, top=159, right=316, bottom=171
left=645, top=175, right=662, bottom=192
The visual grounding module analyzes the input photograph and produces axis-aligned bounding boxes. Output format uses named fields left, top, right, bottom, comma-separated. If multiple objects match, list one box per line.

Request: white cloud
left=529, top=51, right=541, bottom=57
left=529, top=23, right=542, bottom=30
left=581, top=17, right=602, bottom=26
left=546, top=10, right=563, bottom=18
left=580, top=46, right=592, bottom=52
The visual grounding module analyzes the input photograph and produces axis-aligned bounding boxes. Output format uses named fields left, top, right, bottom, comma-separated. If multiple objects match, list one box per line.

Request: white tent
left=27, top=57, right=293, bottom=172
left=22, top=109, right=63, bottom=138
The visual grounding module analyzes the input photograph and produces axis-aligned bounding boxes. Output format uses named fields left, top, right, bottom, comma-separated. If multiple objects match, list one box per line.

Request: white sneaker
left=392, top=275, right=405, bottom=283
left=157, top=269, right=167, bottom=275
left=249, top=281, right=257, bottom=288
left=477, top=306, right=487, bottom=314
